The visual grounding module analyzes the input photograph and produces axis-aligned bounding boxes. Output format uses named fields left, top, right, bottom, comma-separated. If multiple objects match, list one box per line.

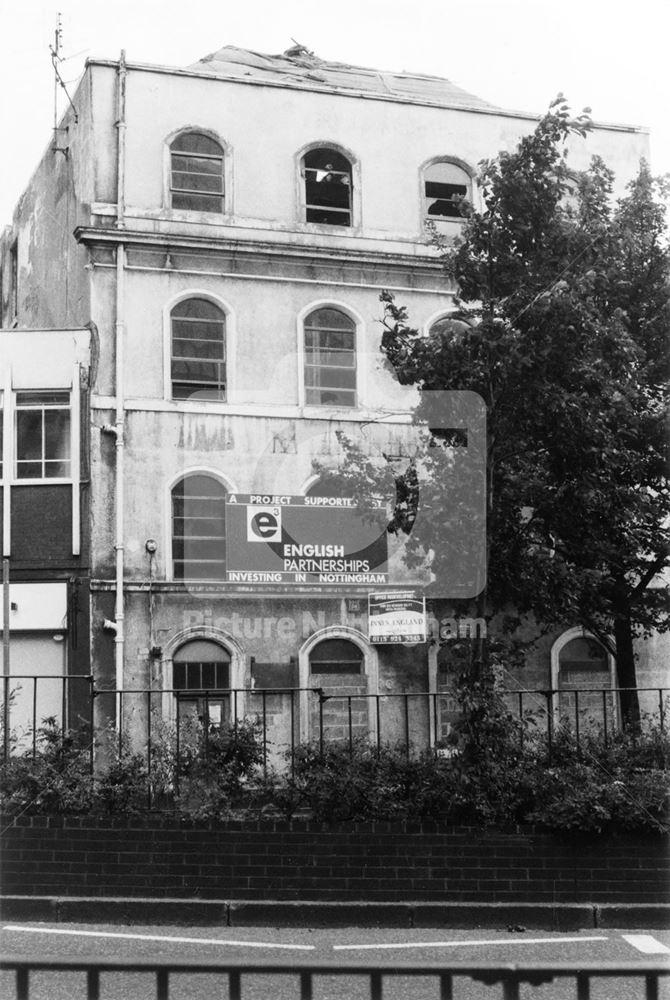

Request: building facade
left=0, top=45, right=660, bottom=749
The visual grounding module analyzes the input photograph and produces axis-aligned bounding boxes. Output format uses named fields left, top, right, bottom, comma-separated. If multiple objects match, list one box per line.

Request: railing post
left=118, top=690, right=124, bottom=758
left=3, top=675, right=9, bottom=759
left=32, top=677, right=38, bottom=761
left=602, top=690, right=608, bottom=746
left=156, top=967, right=169, bottom=1000
left=574, top=689, right=580, bottom=755
left=15, top=967, right=29, bottom=1000
left=370, top=970, right=383, bottom=1000
left=290, top=689, right=296, bottom=776
left=348, top=696, right=353, bottom=755
left=300, top=970, right=313, bottom=1000
left=262, top=689, right=267, bottom=777
left=87, top=968, right=100, bottom=1000
left=518, top=691, right=524, bottom=751
left=89, top=677, right=95, bottom=775
left=404, top=693, right=410, bottom=758
left=146, top=689, right=152, bottom=810
left=659, top=689, right=665, bottom=734
left=545, top=690, right=553, bottom=764
left=376, top=695, right=381, bottom=754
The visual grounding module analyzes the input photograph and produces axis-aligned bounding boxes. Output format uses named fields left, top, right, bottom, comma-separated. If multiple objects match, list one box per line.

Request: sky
left=1, top=0, right=669, bottom=225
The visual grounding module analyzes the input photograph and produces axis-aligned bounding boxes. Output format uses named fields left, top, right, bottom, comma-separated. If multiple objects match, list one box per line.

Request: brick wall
left=1, top=818, right=668, bottom=903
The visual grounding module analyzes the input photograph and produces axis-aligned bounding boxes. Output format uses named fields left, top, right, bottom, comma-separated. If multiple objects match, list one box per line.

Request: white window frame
left=13, top=389, right=74, bottom=486
left=550, top=626, right=619, bottom=728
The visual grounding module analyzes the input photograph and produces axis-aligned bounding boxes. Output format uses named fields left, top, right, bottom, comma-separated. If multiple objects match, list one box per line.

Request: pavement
left=1, top=896, right=668, bottom=930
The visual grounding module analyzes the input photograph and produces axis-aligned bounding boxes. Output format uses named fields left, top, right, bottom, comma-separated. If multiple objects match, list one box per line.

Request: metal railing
left=1, top=955, right=669, bottom=1000
left=2, top=676, right=668, bottom=771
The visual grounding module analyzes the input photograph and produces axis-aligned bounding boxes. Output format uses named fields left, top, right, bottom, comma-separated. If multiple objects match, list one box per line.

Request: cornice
left=73, top=225, right=445, bottom=275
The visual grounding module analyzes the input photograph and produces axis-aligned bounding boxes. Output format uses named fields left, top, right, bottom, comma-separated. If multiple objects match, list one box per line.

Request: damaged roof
left=187, top=45, right=500, bottom=112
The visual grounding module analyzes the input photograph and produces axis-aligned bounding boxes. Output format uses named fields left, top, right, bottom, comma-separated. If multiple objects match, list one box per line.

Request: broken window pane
left=424, top=161, right=471, bottom=219
left=303, top=148, right=352, bottom=226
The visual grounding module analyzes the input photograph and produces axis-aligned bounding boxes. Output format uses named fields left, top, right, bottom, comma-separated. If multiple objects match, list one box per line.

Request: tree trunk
left=613, top=609, right=641, bottom=732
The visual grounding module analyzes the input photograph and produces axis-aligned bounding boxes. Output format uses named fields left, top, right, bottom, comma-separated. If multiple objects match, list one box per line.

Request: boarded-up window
left=171, top=298, right=226, bottom=401
left=170, top=132, right=224, bottom=213
left=303, top=148, right=352, bottom=226
left=304, top=307, right=356, bottom=407
left=171, top=475, right=226, bottom=580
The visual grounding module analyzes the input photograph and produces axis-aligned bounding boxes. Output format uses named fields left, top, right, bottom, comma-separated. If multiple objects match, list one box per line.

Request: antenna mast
left=50, top=11, right=78, bottom=154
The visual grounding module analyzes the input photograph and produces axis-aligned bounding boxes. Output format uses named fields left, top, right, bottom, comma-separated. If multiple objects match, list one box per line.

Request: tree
left=335, top=101, right=670, bottom=728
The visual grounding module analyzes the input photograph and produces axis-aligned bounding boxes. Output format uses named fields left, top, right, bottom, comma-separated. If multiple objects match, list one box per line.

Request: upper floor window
left=171, top=474, right=226, bottom=580
left=304, top=307, right=356, bottom=407
left=170, top=133, right=224, bottom=213
left=171, top=298, right=226, bottom=401
left=424, top=161, right=471, bottom=220
left=303, top=148, right=352, bottom=226
left=15, top=390, right=70, bottom=480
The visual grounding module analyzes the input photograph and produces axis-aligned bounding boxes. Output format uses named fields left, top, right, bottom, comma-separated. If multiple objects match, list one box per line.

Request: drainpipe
left=113, top=52, right=127, bottom=715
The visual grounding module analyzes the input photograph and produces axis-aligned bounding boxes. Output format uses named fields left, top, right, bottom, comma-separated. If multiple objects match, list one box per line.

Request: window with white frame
left=304, top=307, right=356, bottom=407
left=302, top=148, right=352, bottom=226
left=169, top=132, right=224, bottom=213
left=171, top=298, right=226, bottom=401
left=171, top=474, right=226, bottom=580
left=15, top=390, right=71, bottom=480
left=424, top=161, right=471, bottom=220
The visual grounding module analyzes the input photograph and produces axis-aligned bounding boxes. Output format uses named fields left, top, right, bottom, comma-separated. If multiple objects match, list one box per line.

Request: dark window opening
left=424, top=162, right=470, bottom=219
left=309, top=638, right=364, bottom=674
left=173, top=639, right=231, bottom=730
left=170, top=132, right=224, bottom=213
left=303, top=148, right=352, bottom=226
left=171, top=298, right=226, bottom=401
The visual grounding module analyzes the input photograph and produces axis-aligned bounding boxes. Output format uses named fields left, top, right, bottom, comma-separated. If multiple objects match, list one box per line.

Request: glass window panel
left=172, top=192, right=224, bottom=213
left=44, top=460, right=70, bottom=478
left=172, top=338, right=224, bottom=361
left=16, top=411, right=42, bottom=461
left=172, top=476, right=226, bottom=579
left=171, top=133, right=223, bottom=156
left=16, top=390, right=69, bottom=406
left=172, top=299, right=225, bottom=321
left=172, top=171, right=223, bottom=195
left=44, top=411, right=70, bottom=461
left=201, top=663, right=216, bottom=689
left=172, top=384, right=226, bottom=401
left=16, top=461, right=42, bottom=479
left=305, top=309, right=355, bottom=331
left=306, top=387, right=355, bottom=406
left=171, top=154, right=223, bottom=177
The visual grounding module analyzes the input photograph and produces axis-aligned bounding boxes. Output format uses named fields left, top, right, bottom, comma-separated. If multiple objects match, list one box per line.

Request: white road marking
left=334, top=935, right=608, bottom=951
left=622, top=935, right=670, bottom=955
left=2, top=925, right=315, bottom=951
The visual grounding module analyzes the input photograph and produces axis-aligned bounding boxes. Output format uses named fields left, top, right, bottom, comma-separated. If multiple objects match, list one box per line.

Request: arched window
left=170, top=298, right=226, bottom=401
left=171, top=475, right=226, bottom=580
left=304, top=307, right=356, bottom=407
left=173, top=639, right=231, bottom=729
left=554, top=632, right=616, bottom=731
left=424, top=161, right=471, bottom=220
left=309, top=638, right=364, bottom=675
left=170, top=132, right=224, bottom=213
left=302, top=148, right=352, bottom=226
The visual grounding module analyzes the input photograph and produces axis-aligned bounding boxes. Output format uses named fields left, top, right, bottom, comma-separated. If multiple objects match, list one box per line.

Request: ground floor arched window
left=552, top=628, right=617, bottom=731
left=173, top=638, right=231, bottom=730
